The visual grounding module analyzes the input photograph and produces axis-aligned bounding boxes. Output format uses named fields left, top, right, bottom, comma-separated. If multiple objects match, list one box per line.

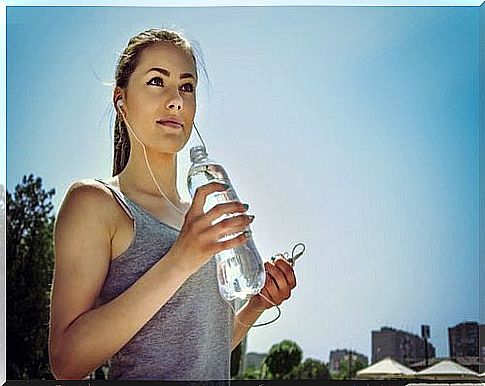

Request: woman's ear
left=113, top=88, right=125, bottom=113
left=115, top=99, right=125, bottom=116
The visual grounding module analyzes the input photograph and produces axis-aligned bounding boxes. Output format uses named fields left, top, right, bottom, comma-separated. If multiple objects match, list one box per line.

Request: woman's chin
left=149, top=139, right=190, bottom=155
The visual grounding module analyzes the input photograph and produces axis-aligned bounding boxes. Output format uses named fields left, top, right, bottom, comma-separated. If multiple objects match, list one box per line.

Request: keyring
left=270, top=242, right=305, bottom=267
left=270, top=251, right=288, bottom=262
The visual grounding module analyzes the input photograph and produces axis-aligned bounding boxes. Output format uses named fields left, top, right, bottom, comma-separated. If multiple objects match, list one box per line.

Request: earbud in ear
left=117, top=99, right=124, bottom=109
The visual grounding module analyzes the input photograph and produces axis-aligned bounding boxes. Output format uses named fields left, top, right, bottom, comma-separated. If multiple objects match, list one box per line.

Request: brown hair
left=112, top=28, right=205, bottom=176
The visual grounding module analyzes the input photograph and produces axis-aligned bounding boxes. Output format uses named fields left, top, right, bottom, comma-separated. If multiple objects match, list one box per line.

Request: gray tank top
left=94, top=179, right=233, bottom=381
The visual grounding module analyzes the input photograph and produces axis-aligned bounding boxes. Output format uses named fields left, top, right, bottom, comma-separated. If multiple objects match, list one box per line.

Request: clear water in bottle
left=187, top=146, right=266, bottom=302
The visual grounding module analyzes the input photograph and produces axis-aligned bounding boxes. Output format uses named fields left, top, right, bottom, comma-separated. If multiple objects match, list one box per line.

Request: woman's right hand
left=171, top=181, right=254, bottom=275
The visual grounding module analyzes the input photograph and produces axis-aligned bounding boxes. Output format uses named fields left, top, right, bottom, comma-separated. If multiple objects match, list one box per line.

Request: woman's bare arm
left=231, top=258, right=297, bottom=350
left=232, top=301, right=265, bottom=350
left=48, top=180, right=253, bottom=380
left=48, top=180, right=193, bottom=379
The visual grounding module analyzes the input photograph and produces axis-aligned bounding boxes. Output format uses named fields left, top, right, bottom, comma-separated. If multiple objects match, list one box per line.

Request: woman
left=48, top=28, right=297, bottom=381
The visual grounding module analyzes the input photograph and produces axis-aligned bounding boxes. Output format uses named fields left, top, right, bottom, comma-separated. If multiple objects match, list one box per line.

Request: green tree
left=1, top=183, right=5, bottom=232
left=336, top=356, right=366, bottom=380
left=290, top=358, right=331, bottom=379
left=262, top=340, right=303, bottom=379
left=237, top=366, right=262, bottom=380
left=1, top=184, right=6, bottom=379
left=6, top=175, right=55, bottom=379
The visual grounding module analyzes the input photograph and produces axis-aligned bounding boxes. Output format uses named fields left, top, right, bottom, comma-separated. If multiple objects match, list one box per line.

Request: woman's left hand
left=248, top=254, right=297, bottom=312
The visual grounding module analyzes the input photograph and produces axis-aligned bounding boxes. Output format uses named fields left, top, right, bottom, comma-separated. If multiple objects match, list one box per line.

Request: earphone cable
left=229, top=242, right=306, bottom=328
left=118, top=105, right=305, bottom=330
left=193, top=122, right=207, bottom=152
left=118, top=108, right=186, bottom=217
left=228, top=292, right=282, bottom=329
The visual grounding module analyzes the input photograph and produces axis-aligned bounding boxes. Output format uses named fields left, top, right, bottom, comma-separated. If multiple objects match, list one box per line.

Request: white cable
left=229, top=292, right=282, bottom=329
left=119, top=105, right=306, bottom=331
left=231, top=243, right=306, bottom=328
left=118, top=109, right=186, bottom=217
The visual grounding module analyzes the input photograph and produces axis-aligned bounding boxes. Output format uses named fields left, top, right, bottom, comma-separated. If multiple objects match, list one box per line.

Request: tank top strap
left=95, top=178, right=134, bottom=221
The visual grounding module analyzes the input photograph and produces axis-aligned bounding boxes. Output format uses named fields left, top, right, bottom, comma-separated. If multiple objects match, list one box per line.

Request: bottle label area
left=187, top=158, right=265, bottom=302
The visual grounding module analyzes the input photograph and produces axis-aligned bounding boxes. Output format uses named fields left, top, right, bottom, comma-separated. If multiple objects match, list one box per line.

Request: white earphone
left=117, top=99, right=124, bottom=110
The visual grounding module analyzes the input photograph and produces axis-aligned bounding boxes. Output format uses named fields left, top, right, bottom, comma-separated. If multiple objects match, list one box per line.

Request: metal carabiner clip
left=270, top=242, right=306, bottom=267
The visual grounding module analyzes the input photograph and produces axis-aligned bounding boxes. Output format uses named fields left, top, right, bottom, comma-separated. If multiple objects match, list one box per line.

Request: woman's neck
left=116, top=147, right=183, bottom=207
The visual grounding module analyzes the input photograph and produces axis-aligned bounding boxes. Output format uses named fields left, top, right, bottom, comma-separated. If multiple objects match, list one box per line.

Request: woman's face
left=120, top=42, right=197, bottom=154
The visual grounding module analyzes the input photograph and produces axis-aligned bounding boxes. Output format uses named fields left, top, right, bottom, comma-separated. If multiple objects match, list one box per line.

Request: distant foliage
left=335, top=356, right=366, bottom=379
left=1, top=182, right=5, bottom=262
left=237, top=366, right=262, bottom=379
left=289, top=358, right=331, bottom=379
left=262, top=340, right=303, bottom=379
left=240, top=344, right=332, bottom=380
left=0, top=184, right=5, bottom=377
left=6, top=175, right=55, bottom=379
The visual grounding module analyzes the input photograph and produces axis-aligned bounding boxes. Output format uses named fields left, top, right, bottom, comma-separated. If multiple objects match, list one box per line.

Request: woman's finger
left=274, top=258, right=297, bottom=289
left=211, top=213, right=254, bottom=240
left=265, top=261, right=290, bottom=298
left=259, top=285, right=277, bottom=308
left=214, top=229, right=252, bottom=254
left=263, top=271, right=283, bottom=305
left=190, top=182, right=228, bottom=215
left=205, top=201, right=248, bottom=224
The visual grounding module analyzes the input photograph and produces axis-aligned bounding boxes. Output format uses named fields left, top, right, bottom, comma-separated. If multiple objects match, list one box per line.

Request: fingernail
left=243, top=230, right=252, bottom=238
left=243, top=203, right=249, bottom=210
left=248, top=215, right=255, bottom=223
left=222, top=183, right=230, bottom=189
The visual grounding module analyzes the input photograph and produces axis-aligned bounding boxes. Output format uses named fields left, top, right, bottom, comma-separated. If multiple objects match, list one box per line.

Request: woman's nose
left=166, top=91, right=183, bottom=111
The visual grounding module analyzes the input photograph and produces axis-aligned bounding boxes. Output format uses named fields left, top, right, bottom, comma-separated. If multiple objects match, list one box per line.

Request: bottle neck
left=190, top=146, right=209, bottom=164
left=192, top=152, right=207, bottom=164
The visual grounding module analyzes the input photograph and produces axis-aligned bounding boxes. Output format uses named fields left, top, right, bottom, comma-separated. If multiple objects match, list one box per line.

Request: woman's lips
left=157, top=120, right=183, bottom=129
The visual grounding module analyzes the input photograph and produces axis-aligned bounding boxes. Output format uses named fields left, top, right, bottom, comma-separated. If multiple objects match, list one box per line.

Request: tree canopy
left=262, top=339, right=303, bottom=379
left=6, top=175, right=55, bottom=379
left=290, top=358, right=331, bottom=379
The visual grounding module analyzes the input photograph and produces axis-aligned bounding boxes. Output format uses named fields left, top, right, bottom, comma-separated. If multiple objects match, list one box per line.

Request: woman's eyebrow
left=145, top=67, right=195, bottom=79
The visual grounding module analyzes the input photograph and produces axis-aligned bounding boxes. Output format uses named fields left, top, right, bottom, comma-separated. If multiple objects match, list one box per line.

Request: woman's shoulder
left=64, top=178, right=117, bottom=204
left=57, top=178, right=119, bottom=230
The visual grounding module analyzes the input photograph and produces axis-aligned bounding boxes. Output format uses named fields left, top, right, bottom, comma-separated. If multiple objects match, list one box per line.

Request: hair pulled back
left=112, top=28, right=200, bottom=176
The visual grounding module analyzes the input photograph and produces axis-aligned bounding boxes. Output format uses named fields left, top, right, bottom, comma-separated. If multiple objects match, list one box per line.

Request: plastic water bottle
left=187, top=145, right=266, bottom=302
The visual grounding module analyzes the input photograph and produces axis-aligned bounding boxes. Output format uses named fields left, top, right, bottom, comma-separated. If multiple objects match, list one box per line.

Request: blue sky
left=6, top=4, right=482, bottom=363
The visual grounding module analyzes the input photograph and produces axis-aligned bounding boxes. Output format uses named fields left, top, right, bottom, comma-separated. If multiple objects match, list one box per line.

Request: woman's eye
left=181, top=83, right=194, bottom=93
left=147, top=77, right=164, bottom=86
